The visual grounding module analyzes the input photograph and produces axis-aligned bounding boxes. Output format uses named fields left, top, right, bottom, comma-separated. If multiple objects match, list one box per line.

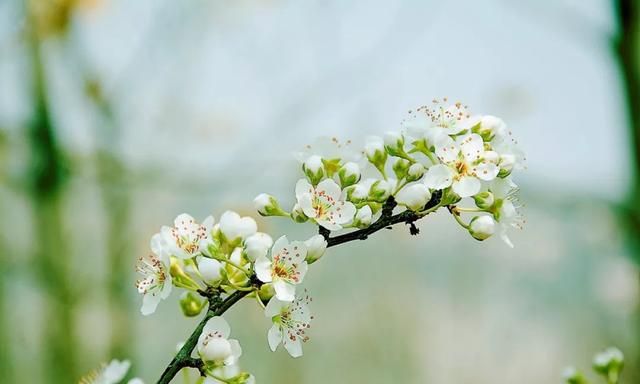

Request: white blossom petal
left=452, top=176, right=481, bottom=197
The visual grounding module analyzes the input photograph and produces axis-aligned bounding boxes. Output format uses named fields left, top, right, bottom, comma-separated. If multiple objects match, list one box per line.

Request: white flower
left=160, top=213, right=214, bottom=259
left=197, top=316, right=242, bottom=366
left=593, top=347, right=624, bottom=371
left=136, top=234, right=172, bottom=316
left=424, top=133, right=499, bottom=197
left=304, top=234, right=327, bottom=264
left=401, top=100, right=479, bottom=143
left=80, top=359, right=141, bottom=384
left=295, top=178, right=356, bottom=230
left=244, top=232, right=273, bottom=262
left=294, top=136, right=361, bottom=164
left=198, top=257, right=224, bottom=285
left=203, top=366, right=255, bottom=384
left=265, top=293, right=313, bottom=358
left=255, top=236, right=308, bottom=301
left=219, top=211, right=257, bottom=243
left=366, top=178, right=393, bottom=201
left=395, top=183, right=431, bottom=211
left=468, top=215, right=495, bottom=241
left=489, top=178, right=524, bottom=248
left=354, top=205, right=373, bottom=228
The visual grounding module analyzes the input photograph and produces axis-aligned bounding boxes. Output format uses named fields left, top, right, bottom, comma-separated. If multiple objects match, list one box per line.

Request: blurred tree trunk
left=26, top=29, right=77, bottom=384
left=614, top=0, right=640, bottom=382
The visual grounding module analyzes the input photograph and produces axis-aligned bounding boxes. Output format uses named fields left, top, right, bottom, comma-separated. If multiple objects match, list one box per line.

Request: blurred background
left=0, top=0, right=639, bottom=383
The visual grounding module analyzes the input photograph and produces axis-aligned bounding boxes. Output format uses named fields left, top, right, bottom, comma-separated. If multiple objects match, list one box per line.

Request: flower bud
left=406, top=163, right=425, bottom=182
left=395, top=183, right=431, bottom=211
left=244, top=232, right=273, bottom=261
left=290, top=203, right=309, bottom=223
left=384, top=131, right=406, bottom=157
left=304, top=234, right=327, bottom=264
left=369, top=179, right=392, bottom=202
left=179, top=291, right=205, bottom=317
left=199, top=338, right=232, bottom=363
left=345, top=184, right=369, bottom=203
left=338, top=162, right=361, bottom=188
left=198, top=257, right=223, bottom=285
left=219, top=211, right=257, bottom=244
left=353, top=205, right=373, bottom=228
left=364, top=136, right=387, bottom=172
left=392, top=158, right=411, bottom=180
left=253, top=193, right=287, bottom=217
left=473, top=191, right=495, bottom=210
left=593, top=347, right=624, bottom=379
left=562, top=367, right=588, bottom=384
left=498, top=154, right=515, bottom=177
left=257, top=283, right=275, bottom=302
left=473, top=115, right=506, bottom=141
left=303, top=155, right=324, bottom=185
left=468, top=216, right=495, bottom=241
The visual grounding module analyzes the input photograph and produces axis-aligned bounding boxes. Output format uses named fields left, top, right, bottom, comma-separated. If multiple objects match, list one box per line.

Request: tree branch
left=156, top=190, right=442, bottom=383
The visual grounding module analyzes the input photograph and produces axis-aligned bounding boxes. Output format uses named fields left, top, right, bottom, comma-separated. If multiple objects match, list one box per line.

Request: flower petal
left=452, top=176, right=481, bottom=197
left=295, top=179, right=313, bottom=200
left=423, top=164, right=454, bottom=190
left=273, top=280, right=296, bottom=302
left=284, top=338, right=303, bottom=358
left=316, top=178, right=342, bottom=201
left=141, top=294, right=161, bottom=316
left=459, top=133, right=484, bottom=163
left=203, top=316, right=231, bottom=339
left=255, top=256, right=273, bottom=283
left=268, top=325, right=282, bottom=352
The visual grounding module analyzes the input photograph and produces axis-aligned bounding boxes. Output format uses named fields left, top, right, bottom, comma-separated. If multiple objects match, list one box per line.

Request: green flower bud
left=468, top=216, right=495, bottom=241
left=406, top=163, right=425, bottom=182
left=179, top=292, right=205, bottom=317
left=290, top=203, right=309, bottom=223
left=353, top=205, right=373, bottom=228
left=392, top=158, right=411, bottom=180
left=384, top=131, right=406, bottom=157
left=473, top=191, right=495, bottom=210
left=346, top=184, right=369, bottom=203
left=562, top=367, right=588, bottom=384
left=369, top=180, right=392, bottom=202
left=364, top=136, right=388, bottom=174
left=258, top=283, right=275, bottom=302
left=593, top=347, right=624, bottom=383
left=303, top=155, right=324, bottom=185
left=338, top=162, right=361, bottom=188
left=253, top=193, right=288, bottom=217
left=322, top=158, right=342, bottom=178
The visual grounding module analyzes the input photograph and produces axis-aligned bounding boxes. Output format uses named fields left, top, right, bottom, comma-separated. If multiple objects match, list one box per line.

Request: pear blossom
left=353, top=205, right=373, bottom=227
left=489, top=178, right=524, bottom=247
left=197, top=316, right=242, bottom=366
left=294, top=136, right=360, bottom=164
left=203, top=366, right=255, bottom=384
left=304, top=234, right=327, bottom=264
left=219, top=211, right=257, bottom=243
left=395, top=183, right=431, bottom=211
left=254, top=193, right=286, bottom=216
left=401, top=99, right=479, bottom=144
left=255, top=236, right=308, bottom=301
left=136, top=234, right=172, bottom=315
left=424, top=133, right=499, bottom=197
left=244, top=232, right=273, bottom=261
left=337, top=161, right=361, bottom=187
left=79, top=359, right=143, bottom=384
left=160, top=213, right=214, bottom=259
left=295, top=178, right=356, bottom=230
left=265, top=292, right=313, bottom=358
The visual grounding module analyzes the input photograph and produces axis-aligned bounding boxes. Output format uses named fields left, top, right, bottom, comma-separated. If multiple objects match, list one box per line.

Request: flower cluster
left=121, top=99, right=526, bottom=383
left=259, top=98, right=525, bottom=247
